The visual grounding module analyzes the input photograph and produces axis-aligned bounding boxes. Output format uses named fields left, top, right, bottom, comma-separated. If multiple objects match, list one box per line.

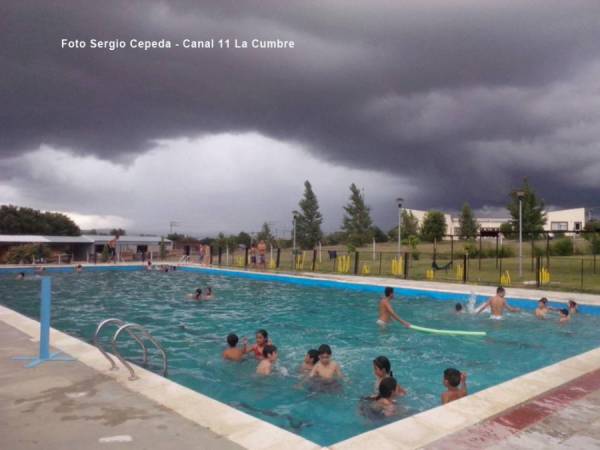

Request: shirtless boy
left=476, top=286, right=519, bottom=319
left=441, top=368, right=467, bottom=404
left=377, top=287, right=411, bottom=328
left=535, top=297, right=551, bottom=319
left=256, top=345, right=278, bottom=375
left=223, top=333, right=247, bottom=361
left=309, top=344, right=343, bottom=380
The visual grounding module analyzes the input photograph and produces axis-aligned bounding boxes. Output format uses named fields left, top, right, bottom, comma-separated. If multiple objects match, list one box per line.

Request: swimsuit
left=376, top=319, right=387, bottom=326
left=490, top=315, right=503, bottom=320
left=253, top=345, right=263, bottom=358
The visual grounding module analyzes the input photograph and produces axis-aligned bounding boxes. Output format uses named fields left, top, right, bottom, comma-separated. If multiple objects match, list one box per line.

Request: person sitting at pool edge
left=245, top=329, right=270, bottom=359
left=454, top=303, right=464, bottom=314
left=256, top=345, right=278, bottom=375
left=223, top=333, right=247, bottom=362
left=309, top=344, right=343, bottom=380
left=559, top=308, right=570, bottom=324
left=301, top=349, right=319, bottom=374
left=377, top=287, right=411, bottom=328
left=372, top=356, right=406, bottom=397
left=441, top=368, right=467, bottom=404
left=476, top=286, right=519, bottom=319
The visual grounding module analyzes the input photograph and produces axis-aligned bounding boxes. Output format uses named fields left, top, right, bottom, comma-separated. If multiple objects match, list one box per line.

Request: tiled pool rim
left=1, top=263, right=599, bottom=449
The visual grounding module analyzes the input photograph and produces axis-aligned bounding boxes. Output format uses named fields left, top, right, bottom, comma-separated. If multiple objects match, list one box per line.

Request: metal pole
left=397, top=207, right=402, bottom=260
left=292, top=216, right=297, bottom=272
left=519, top=197, right=523, bottom=277
left=372, top=238, right=376, bottom=261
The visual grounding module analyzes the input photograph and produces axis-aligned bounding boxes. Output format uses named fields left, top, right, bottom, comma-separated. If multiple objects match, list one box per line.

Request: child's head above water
left=318, top=344, right=332, bottom=365
left=560, top=308, right=569, bottom=317
left=568, top=300, right=577, bottom=309
left=496, top=286, right=506, bottom=297
left=377, top=376, right=397, bottom=400
left=384, top=287, right=394, bottom=297
left=373, top=356, right=393, bottom=378
left=207, top=287, right=212, bottom=294
left=455, top=303, right=463, bottom=312
left=262, top=344, right=277, bottom=360
left=443, top=368, right=461, bottom=388
left=539, top=297, right=548, bottom=305
left=256, top=329, right=268, bottom=345
left=227, top=333, right=239, bottom=347
left=306, top=349, right=319, bottom=365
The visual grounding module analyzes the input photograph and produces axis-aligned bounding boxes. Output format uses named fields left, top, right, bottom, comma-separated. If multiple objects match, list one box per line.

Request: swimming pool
left=1, top=267, right=599, bottom=446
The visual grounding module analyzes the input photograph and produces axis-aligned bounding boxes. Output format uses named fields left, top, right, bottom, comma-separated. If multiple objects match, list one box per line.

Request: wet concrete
left=0, top=322, right=244, bottom=450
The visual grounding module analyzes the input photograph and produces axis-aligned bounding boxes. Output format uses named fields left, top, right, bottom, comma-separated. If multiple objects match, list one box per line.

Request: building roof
left=83, top=235, right=171, bottom=244
left=0, top=235, right=171, bottom=244
left=0, top=235, right=93, bottom=244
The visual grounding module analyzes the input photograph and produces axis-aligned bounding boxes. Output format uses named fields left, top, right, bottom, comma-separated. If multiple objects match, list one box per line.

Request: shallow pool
left=1, top=269, right=599, bottom=446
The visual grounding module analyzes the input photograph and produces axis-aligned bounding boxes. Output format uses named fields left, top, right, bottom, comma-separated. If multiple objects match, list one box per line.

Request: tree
left=371, top=226, right=389, bottom=243
left=0, top=205, right=80, bottom=236
left=256, top=222, right=275, bottom=245
left=341, top=183, right=373, bottom=247
left=584, top=220, right=600, bottom=254
left=499, top=222, right=515, bottom=239
left=294, top=181, right=323, bottom=249
left=322, top=231, right=346, bottom=246
left=167, top=233, right=185, bottom=242
left=507, top=178, right=546, bottom=239
left=457, top=203, right=479, bottom=238
left=110, top=228, right=126, bottom=237
left=388, top=210, right=419, bottom=241
left=237, top=231, right=252, bottom=247
left=420, top=211, right=447, bottom=242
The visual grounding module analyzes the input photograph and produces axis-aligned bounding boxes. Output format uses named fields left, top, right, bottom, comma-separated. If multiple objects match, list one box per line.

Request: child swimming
left=441, top=368, right=467, bottom=404
left=245, top=329, right=270, bottom=360
left=300, top=349, right=319, bottom=374
left=454, top=303, right=464, bottom=314
left=186, top=288, right=202, bottom=301
left=372, top=356, right=406, bottom=397
left=476, top=286, right=519, bottom=319
left=256, top=345, right=278, bottom=375
left=309, top=344, right=343, bottom=380
left=223, top=333, right=247, bottom=362
left=373, top=377, right=398, bottom=417
left=568, top=300, right=578, bottom=315
left=535, top=297, right=551, bottom=319
left=377, top=287, right=411, bottom=328
left=204, top=287, right=214, bottom=300
left=559, top=308, right=571, bottom=324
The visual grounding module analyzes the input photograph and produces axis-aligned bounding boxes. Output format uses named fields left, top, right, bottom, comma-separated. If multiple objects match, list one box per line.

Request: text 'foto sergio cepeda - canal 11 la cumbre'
left=60, top=38, right=296, bottom=51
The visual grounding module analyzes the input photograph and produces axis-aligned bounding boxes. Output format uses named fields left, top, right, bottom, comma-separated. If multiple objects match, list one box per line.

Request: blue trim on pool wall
left=1, top=264, right=597, bottom=315
left=180, top=266, right=599, bottom=315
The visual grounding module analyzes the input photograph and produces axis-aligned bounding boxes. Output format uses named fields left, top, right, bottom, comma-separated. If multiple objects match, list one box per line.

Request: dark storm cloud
left=2, top=0, right=600, bottom=210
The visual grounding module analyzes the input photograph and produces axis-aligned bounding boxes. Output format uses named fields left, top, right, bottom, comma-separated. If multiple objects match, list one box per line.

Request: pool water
left=1, top=269, right=599, bottom=446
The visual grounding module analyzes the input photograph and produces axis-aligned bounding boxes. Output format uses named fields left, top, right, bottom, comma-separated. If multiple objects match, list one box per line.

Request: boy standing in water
left=377, top=287, right=411, bottom=328
left=441, top=368, right=468, bottom=404
left=559, top=308, right=571, bottom=324
left=223, top=334, right=247, bottom=361
left=256, top=345, right=278, bottom=375
left=476, top=286, right=519, bottom=319
left=309, top=344, right=343, bottom=380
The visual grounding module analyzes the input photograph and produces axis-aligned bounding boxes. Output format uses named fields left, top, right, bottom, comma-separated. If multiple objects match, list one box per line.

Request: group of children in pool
left=220, top=285, right=583, bottom=418
left=452, top=286, right=578, bottom=324
left=221, top=328, right=466, bottom=417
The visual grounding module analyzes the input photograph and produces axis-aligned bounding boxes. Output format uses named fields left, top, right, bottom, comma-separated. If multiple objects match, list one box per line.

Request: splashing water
left=467, top=291, right=477, bottom=314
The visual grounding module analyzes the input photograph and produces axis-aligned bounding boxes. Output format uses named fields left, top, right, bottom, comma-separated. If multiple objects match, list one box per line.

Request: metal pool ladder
left=93, top=318, right=168, bottom=381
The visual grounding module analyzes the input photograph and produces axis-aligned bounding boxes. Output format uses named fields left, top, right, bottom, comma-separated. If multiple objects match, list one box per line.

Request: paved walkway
left=426, top=369, right=600, bottom=449
left=0, top=321, right=243, bottom=450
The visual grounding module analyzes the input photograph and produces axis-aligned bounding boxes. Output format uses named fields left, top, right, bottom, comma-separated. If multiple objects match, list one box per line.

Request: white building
left=404, top=207, right=588, bottom=237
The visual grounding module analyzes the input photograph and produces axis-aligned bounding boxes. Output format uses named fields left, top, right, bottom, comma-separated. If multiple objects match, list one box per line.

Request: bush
left=551, top=238, right=574, bottom=256
left=4, top=244, right=51, bottom=264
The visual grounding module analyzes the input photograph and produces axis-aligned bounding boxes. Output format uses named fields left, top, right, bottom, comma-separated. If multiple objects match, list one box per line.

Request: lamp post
left=516, top=191, right=525, bottom=278
left=396, top=198, right=404, bottom=260
left=292, top=213, right=298, bottom=270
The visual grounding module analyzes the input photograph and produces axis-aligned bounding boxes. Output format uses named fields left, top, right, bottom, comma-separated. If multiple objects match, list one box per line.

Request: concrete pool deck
left=0, top=321, right=244, bottom=450
left=2, top=263, right=600, bottom=449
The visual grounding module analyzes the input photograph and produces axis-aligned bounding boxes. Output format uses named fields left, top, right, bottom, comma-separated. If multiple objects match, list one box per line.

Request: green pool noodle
left=409, top=324, right=486, bottom=337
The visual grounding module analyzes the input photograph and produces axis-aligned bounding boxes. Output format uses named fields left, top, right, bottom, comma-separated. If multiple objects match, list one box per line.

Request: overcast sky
left=2, top=1, right=600, bottom=236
